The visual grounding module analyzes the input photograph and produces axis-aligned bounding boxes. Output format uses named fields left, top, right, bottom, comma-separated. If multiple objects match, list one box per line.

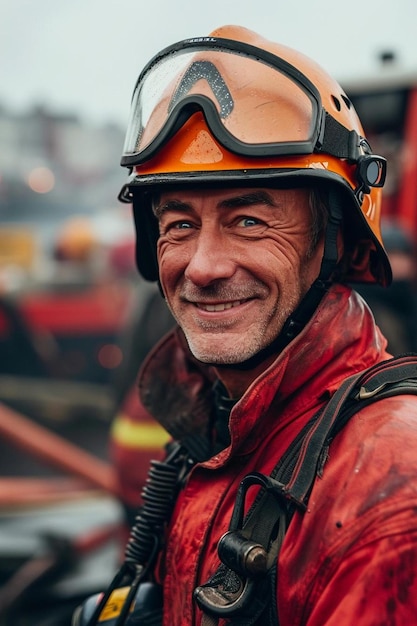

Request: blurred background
left=0, top=1, right=416, bottom=623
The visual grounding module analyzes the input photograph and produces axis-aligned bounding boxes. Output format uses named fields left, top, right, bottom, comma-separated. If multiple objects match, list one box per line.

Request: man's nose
left=184, top=228, right=236, bottom=287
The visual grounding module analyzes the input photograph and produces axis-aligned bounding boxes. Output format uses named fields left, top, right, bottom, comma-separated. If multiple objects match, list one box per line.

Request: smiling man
left=154, top=187, right=325, bottom=395
left=113, top=25, right=417, bottom=626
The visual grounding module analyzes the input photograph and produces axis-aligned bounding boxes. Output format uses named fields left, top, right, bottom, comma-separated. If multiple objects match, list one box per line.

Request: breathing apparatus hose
left=73, top=441, right=193, bottom=626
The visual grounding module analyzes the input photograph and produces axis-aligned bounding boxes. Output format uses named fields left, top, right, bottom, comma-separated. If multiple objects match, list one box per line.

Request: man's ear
left=334, top=238, right=373, bottom=282
left=349, top=239, right=373, bottom=274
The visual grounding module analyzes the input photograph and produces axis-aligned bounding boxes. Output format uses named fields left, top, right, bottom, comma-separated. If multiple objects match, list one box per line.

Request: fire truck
left=342, top=59, right=417, bottom=242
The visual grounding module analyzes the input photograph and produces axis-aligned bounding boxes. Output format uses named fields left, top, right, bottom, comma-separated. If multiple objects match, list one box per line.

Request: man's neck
left=214, top=353, right=277, bottom=399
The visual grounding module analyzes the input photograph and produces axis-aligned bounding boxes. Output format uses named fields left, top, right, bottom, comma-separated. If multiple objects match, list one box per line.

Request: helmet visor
left=121, top=38, right=324, bottom=166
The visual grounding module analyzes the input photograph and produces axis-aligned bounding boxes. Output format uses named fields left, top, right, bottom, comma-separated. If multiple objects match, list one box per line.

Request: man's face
left=154, top=186, right=324, bottom=365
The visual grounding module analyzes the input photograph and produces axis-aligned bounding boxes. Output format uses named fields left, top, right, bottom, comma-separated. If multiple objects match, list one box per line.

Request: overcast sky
left=1, top=0, right=416, bottom=127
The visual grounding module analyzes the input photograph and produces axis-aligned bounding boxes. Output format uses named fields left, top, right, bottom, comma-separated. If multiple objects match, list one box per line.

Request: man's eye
left=161, top=220, right=194, bottom=238
left=238, top=217, right=260, bottom=227
left=163, top=220, right=192, bottom=231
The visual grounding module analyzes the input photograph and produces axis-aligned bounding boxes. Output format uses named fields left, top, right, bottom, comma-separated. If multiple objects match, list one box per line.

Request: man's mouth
left=196, top=300, right=244, bottom=312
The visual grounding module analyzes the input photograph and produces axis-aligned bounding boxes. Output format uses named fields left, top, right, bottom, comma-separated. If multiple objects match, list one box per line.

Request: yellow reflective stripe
left=111, top=413, right=170, bottom=449
left=99, top=586, right=130, bottom=620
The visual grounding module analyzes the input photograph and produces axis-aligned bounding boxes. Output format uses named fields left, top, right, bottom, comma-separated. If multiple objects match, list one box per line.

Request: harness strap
left=196, top=354, right=417, bottom=626
left=278, top=355, right=417, bottom=506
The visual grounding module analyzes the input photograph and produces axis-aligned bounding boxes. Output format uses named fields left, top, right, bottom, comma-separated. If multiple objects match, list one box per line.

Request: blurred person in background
left=356, top=220, right=417, bottom=354
left=109, top=280, right=174, bottom=525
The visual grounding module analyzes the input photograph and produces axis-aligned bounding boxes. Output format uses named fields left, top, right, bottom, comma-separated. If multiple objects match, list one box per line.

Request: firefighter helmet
left=119, top=25, right=391, bottom=286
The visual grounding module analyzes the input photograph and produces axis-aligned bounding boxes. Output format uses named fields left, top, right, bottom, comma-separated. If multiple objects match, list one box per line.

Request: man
left=116, top=25, right=417, bottom=625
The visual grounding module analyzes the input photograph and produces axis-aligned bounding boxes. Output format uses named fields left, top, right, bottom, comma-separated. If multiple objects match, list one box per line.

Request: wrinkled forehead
left=152, top=185, right=315, bottom=218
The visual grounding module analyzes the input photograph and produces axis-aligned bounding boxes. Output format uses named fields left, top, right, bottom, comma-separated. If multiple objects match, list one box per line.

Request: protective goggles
left=121, top=36, right=383, bottom=180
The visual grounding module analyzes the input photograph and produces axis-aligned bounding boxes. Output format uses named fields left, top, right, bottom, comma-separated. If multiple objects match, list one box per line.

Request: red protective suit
left=136, top=284, right=417, bottom=625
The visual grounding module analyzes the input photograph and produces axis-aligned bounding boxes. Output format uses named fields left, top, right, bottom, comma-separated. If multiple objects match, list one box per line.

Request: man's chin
left=186, top=337, right=260, bottom=366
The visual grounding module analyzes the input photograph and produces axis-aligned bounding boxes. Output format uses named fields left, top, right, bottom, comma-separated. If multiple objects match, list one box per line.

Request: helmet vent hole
left=331, top=95, right=341, bottom=111
left=341, top=94, right=352, bottom=109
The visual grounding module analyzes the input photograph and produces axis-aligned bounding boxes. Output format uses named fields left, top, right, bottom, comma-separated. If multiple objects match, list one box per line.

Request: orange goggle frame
left=121, top=35, right=385, bottom=190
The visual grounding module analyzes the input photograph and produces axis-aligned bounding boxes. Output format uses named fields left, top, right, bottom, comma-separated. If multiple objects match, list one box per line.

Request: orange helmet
left=54, top=217, right=96, bottom=262
left=119, top=25, right=391, bottom=286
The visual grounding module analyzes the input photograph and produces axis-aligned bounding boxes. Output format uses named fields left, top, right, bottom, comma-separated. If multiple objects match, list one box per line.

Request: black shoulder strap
left=195, top=355, right=417, bottom=626
left=285, top=354, right=417, bottom=505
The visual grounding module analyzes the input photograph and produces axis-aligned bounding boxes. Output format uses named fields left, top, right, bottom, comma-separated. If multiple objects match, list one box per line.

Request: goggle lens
left=122, top=42, right=320, bottom=164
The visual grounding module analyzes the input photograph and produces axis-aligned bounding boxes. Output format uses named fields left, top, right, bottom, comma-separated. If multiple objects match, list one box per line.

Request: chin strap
left=228, top=188, right=344, bottom=371
left=279, top=188, right=343, bottom=340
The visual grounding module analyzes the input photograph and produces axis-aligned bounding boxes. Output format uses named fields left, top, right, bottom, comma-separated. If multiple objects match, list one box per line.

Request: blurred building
left=0, top=103, right=126, bottom=226
left=0, top=102, right=137, bottom=392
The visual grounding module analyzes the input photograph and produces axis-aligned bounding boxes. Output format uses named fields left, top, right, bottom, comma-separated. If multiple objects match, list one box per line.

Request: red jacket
left=137, top=284, right=417, bottom=625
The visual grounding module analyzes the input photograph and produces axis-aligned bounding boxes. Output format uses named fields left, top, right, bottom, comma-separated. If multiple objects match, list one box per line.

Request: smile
left=196, top=300, right=244, bottom=312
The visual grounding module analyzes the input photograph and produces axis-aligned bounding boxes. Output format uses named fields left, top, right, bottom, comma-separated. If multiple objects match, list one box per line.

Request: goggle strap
left=320, top=113, right=360, bottom=161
